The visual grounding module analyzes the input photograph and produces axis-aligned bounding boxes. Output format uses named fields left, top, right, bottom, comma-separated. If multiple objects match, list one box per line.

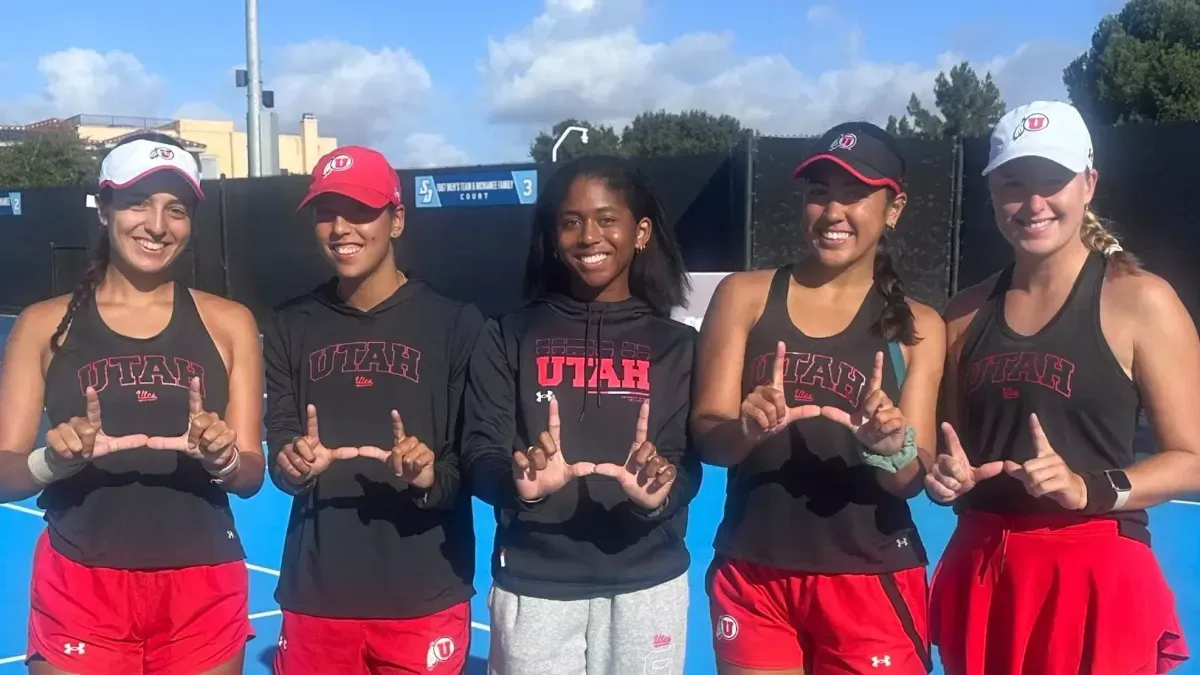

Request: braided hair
left=1080, top=207, right=1141, bottom=275
left=49, top=132, right=191, bottom=352
left=872, top=190, right=917, bottom=345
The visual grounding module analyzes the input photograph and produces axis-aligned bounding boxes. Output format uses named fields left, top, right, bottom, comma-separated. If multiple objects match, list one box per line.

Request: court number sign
left=0, top=192, right=21, bottom=216
left=414, top=170, right=538, bottom=208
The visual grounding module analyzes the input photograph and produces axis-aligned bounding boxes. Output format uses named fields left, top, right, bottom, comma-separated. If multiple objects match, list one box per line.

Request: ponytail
left=1081, top=207, right=1140, bottom=275
left=873, top=231, right=918, bottom=345
left=50, top=223, right=111, bottom=353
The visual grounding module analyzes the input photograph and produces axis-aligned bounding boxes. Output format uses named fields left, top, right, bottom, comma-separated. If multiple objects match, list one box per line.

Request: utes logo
left=715, top=615, right=738, bottom=641
left=830, top=133, right=857, bottom=151
left=322, top=154, right=354, bottom=177
left=149, top=146, right=175, bottom=160
left=426, top=637, right=455, bottom=670
left=1014, top=112, right=1049, bottom=140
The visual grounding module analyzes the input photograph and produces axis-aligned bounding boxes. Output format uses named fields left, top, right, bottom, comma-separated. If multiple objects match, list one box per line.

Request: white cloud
left=268, top=41, right=432, bottom=147
left=480, top=0, right=1081, bottom=136
left=397, top=133, right=470, bottom=168
left=172, top=100, right=233, bottom=121
left=0, top=48, right=164, bottom=124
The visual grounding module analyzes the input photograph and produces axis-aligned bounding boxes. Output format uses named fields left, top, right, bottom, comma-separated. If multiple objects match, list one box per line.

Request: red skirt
left=929, top=512, right=1188, bottom=675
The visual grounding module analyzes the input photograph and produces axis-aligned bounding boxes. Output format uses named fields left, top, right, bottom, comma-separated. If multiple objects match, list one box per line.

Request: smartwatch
left=1104, top=469, right=1132, bottom=510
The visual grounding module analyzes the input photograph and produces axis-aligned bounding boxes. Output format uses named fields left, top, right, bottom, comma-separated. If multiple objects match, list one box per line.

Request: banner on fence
left=413, top=170, right=538, bottom=209
left=0, top=192, right=21, bottom=216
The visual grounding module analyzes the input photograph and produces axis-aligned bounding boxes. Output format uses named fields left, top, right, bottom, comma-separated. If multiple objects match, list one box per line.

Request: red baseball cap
left=299, top=146, right=402, bottom=210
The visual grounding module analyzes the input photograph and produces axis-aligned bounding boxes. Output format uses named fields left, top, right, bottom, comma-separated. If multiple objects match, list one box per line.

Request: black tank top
left=39, top=283, right=245, bottom=569
left=713, top=266, right=927, bottom=573
left=956, top=252, right=1147, bottom=544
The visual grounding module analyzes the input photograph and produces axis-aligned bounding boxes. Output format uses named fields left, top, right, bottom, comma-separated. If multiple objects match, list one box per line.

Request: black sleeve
left=633, top=332, right=703, bottom=522
left=417, top=302, right=485, bottom=510
left=461, top=318, right=539, bottom=512
left=262, top=310, right=304, bottom=493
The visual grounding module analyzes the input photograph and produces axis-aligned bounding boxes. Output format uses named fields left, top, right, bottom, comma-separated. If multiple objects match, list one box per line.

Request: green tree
left=889, top=62, right=1006, bottom=139
left=619, top=109, right=744, bottom=157
left=529, top=118, right=622, bottom=164
left=1064, top=0, right=1200, bottom=124
left=0, top=129, right=98, bottom=189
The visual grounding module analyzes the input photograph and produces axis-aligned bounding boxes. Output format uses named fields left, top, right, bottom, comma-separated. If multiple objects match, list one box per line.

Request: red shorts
left=27, top=531, right=252, bottom=675
left=273, top=603, right=471, bottom=675
left=708, top=555, right=930, bottom=673
left=930, top=512, right=1189, bottom=675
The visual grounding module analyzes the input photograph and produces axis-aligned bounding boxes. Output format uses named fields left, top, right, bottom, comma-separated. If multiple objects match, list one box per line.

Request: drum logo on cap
left=149, top=146, right=175, bottom=161
left=830, top=133, right=857, bottom=151
left=1014, top=113, right=1049, bottom=140
left=322, top=154, right=354, bottom=178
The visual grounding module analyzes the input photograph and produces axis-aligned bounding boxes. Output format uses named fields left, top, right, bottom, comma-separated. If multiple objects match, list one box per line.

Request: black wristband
left=1080, top=471, right=1117, bottom=515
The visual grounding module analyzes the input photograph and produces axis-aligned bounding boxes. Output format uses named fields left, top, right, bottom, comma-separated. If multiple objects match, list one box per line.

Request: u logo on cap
left=322, top=154, right=354, bottom=178
left=830, top=133, right=857, bottom=151
left=1014, top=113, right=1049, bottom=140
left=149, top=146, right=175, bottom=161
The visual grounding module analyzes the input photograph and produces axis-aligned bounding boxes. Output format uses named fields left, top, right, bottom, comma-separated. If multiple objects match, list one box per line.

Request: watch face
left=1107, top=470, right=1132, bottom=491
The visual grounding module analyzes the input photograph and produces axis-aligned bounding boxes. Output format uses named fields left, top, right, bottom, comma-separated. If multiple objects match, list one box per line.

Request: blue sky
left=0, top=0, right=1124, bottom=167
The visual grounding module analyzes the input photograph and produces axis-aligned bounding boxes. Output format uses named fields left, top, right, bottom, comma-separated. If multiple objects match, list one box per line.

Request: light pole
left=245, top=0, right=263, bottom=177
left=551, top=126, right=589, bottom=163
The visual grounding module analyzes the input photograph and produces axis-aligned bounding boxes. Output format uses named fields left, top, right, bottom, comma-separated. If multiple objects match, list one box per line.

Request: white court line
left=0, top=655, right=24, bottom=666
left=0, top=502, right=494, bottom=634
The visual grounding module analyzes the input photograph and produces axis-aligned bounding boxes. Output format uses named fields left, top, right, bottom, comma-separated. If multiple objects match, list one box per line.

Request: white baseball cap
left=982, top=100, right=1094, bottom=177
left=98, top=138, right=204, bottom=200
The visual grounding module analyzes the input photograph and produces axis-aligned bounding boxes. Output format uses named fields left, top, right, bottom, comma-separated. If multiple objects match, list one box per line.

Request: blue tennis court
left=1, top=314, right=1198, bottom=674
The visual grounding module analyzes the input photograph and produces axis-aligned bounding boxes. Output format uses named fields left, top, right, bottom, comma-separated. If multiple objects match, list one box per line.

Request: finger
left=45, top=429, right=75, bottom=458
left=305, top=404, right=320, bottom=442
left=276, top=451, right=306, bottom=481
left=761, top=388, right=787, bottom=427
left=537, top=430, right=559, bottom=461
left=567, top=461, right=596, bottom=478
left=629, top=441, right=657, bottom=472
left=944, top=456, right=971, bottom=484
left=934, top=473, right=962, bottom=493
left=402, top=446, right=435, bottom=476
left=634, top=400, right=649, bottom=446
left=868, top=350, right=884, bottom=393
left=547, top=397, right=561, bottom=451
left=189, top=414, right=214, bottom=450
left=819, top=406, right=856, bottom=429
left=85, top=387, right=103, bottom=429
left=941, top=422, right=967, bottom=461
left=188, top=377, right=205, bottom=416
left=647, top=462, right=676, bottom=494
left=351, top=445, right=390, bottom=462
left=1027, top=474, right=1069, bottom=499
left=742, top=401, right=774, bottom=432
left=283, top=444, right=313, bottom=477
left=786, top=404, right=823, bottom=423
left=206, top=428, right=237, bottom=454
left=639, top=455, right=669, bottom=485
left=592, top=462, right=624, bottom=479
left=390, top=409, right=406, bottom=443
left=860, top=390, right=891, bottom=419
left=1003, top=460, right=1027, bottom=481
left=107, top=434, right=149, bottom=452
left=925, top=475, right=958, bottom=503
left=1029, top=413, right=1053, bottom=458
left=512, top=450, right=532, bottom=473
left=772, top=341, right=787, bottom=390
left=973, top=460, right=1007, bottom=481
left=294, top=436, right=318, bottom=464
left=67, top=419, right=92, bottom=449
left=1021, top=455, right=1061, bottom=476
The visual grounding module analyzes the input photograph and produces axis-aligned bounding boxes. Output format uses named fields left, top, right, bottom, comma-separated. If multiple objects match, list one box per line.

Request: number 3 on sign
left=522, top=179, right=533, bottom=197
left=418, top=178, right=434, bottom=204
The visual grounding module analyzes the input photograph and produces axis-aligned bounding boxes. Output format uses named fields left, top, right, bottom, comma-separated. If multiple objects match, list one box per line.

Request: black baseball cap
left=791, top=121, right=905, bottom=194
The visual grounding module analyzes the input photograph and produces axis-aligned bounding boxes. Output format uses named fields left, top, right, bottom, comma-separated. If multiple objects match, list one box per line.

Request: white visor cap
left=98, top=139, right=204, bottom=200
left=983, top=100, right=1094, bottom=177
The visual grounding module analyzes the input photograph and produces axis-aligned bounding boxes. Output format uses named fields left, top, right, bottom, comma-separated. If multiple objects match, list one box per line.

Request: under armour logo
left=227, top=531, right=236, bottom=540
left=64, top=643, right=85, bottom=655
left=896, top=537, right=908, bottom=548
left=278, top=637, right=288, bottom=650
left=536, top=390, right=554, bottom=403
left=872, top=655, right=891, bottom=667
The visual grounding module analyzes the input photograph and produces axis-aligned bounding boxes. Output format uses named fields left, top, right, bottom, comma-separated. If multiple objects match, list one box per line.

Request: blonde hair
left=1080, top=207, right=1141, bottom=274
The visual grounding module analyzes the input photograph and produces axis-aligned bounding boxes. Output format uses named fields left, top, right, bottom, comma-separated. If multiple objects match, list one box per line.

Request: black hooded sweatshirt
left=263, top=277, right=482, bottom=619
left=462, top=293, right=701, bottom=600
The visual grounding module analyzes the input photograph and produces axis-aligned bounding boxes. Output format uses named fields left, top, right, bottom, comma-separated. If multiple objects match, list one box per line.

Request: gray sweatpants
left=487, top=573, right=689, bottom=675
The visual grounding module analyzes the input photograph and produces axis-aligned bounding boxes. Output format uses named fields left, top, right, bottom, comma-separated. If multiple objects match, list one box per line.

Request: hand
left=820, top=351, right=908, bottom=455
left=146, top=377, right=238, bottom=475
left=275, top=404, right=369, bottom=485
left=512, top=397, right=595, bottom=502
left=740, top=341, right=822, bottom=441
left=1001, top=414, right=1087, bottom=510
left=594, top=400, right=676, bottom=511
left=45, top=387, right=149, bottom=461
left=355, top=410, right=436, bottom=489
left=924, top=422, right=1006, bottom=504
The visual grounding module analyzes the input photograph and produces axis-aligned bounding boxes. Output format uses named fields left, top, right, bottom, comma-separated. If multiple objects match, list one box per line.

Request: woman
left=264, top=145, right=482, bottom=674
left=462, top=155, right=702, bottom=675
left=926, top=100, right=1193, bottom=674
left=691, top=121, right=945, bottom=674
left=0, top=132, right=265, bottom=675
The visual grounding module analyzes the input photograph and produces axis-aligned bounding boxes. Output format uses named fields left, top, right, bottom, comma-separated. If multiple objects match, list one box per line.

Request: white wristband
left=208, top=447, right=241, bottom=482
left=27, top=446, right=86, bottom=486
